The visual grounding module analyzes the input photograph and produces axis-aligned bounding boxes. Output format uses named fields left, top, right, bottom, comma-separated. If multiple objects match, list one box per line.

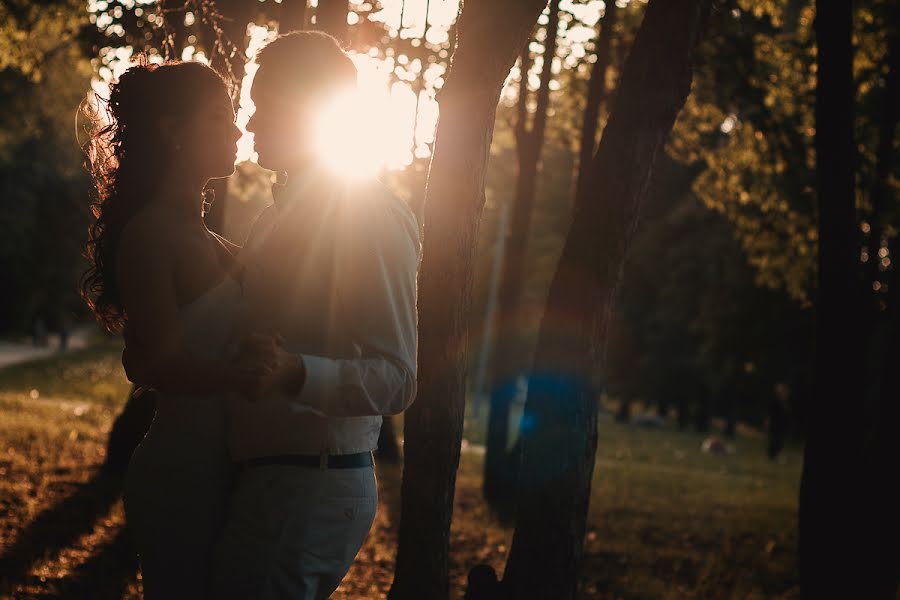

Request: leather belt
left=236, top=451, right=373, bottom=470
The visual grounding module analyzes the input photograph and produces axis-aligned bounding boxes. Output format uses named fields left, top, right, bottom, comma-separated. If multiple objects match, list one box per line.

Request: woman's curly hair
left=80, top=57, right=229, bottom=332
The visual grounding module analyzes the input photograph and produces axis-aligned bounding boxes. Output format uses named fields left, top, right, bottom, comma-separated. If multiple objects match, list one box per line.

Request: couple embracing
left=81, top=32, right=420, bottom=599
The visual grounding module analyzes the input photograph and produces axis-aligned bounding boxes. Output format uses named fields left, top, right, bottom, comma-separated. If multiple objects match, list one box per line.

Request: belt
left=236, top=451, right=373, bottom=470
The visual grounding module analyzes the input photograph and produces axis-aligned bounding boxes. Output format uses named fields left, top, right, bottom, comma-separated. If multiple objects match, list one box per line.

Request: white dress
left=124, top=276, right=241, bottom=600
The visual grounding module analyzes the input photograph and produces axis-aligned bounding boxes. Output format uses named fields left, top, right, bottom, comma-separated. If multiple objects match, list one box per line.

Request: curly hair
left=80, top=57, right=229, bottom=332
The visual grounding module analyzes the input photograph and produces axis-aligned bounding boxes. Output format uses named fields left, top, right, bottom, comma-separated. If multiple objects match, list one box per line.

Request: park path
left=0, top=325, right=95, bottom=370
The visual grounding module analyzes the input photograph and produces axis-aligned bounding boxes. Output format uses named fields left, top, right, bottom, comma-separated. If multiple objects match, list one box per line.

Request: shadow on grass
left=0, top=471, right=126, bottom=593
left=56, top=526, right=138, bottom=600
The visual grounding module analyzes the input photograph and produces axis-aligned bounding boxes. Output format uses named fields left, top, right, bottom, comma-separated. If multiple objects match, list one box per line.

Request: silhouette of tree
left=483, top=0, right=561, bottom=514
left=500, top=1, right=710, bottom=596
left=389, top=0, right=550, bottom=597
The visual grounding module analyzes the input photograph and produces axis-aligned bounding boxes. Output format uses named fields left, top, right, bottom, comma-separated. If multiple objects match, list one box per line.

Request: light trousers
left=211, top=464, right=377, bottom=600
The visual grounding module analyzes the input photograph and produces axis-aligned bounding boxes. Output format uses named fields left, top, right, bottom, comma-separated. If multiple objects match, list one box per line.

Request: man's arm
left=289, top=191, right=420, bottom=417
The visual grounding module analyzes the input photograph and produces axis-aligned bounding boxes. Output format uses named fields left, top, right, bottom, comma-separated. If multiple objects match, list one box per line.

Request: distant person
left=767, top=382, right=790, bottom=460
left=31, top=315, right=48, bottom=347
left=58, top=311, right=71, bottom=351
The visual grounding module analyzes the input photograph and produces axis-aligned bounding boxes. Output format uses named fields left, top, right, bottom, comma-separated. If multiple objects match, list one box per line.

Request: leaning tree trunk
left=798, top=2, right=863, bottom=598
left=865, top=17, right=900, bottom=595
left=483, top=0, right=560, bottom=513
left=389, top=2, right=550, bottom=599
left=574, top=0, right=618, bottom=204
left=501, top=1, right=709, bottom=597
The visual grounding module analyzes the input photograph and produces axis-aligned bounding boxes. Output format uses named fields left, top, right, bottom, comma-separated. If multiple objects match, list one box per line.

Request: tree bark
left=862, top=12, right=898, bottom=313
left=315, top=0, right=349, bottom=45
left=483, top=0, right=560, bottom=511
left=866, top=13, right=900, bottom=595
left=502, top=1, right=708, bottom=597
left=375, top=415, right=402, bottom=464
left=574, top=0, right=618, bottom=205
left=389, top=2, right=550, bottom=598
left=280, top=0, right=308, bottom=34
left=798, top=2, right=863, bottom=598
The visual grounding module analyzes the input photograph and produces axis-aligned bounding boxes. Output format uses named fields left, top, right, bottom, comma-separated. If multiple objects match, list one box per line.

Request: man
left=211, top=32, right=420, bottom=598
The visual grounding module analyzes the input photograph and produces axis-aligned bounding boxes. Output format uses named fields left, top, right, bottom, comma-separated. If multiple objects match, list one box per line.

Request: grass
left=0, top=341, right=800, bottom=599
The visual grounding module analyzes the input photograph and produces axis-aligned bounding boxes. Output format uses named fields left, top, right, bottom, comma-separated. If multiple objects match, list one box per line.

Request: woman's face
left=177, top=87, right=241, bottom=180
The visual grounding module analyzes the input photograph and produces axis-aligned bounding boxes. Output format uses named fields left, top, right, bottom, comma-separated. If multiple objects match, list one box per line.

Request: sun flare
left=313, top=88, right=393, bottom=179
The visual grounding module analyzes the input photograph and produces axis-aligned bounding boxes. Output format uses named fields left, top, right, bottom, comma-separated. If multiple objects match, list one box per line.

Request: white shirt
left=225, top=166, right=421, bottom=459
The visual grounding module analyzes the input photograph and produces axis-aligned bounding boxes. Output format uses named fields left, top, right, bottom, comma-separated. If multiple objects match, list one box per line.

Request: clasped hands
left=232, top=332, right=306, bottom=401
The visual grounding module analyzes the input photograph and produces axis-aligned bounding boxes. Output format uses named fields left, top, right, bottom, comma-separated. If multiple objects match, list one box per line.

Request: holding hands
left=232, top=332, right=306, bottom=401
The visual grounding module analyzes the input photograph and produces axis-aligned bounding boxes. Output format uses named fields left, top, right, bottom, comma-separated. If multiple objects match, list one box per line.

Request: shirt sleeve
left=293, top=189, right=421, bottom=417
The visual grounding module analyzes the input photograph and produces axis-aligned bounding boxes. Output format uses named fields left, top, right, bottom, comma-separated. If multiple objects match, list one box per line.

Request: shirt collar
left=271, top=163, right=330, bottom=211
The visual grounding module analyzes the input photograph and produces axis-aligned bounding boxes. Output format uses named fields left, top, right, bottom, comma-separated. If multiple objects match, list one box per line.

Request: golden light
left=313, top=86, right=395, bottom=179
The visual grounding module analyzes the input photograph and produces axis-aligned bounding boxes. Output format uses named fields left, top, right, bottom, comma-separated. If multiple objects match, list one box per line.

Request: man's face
left=247, top=66, right=317, bottom=172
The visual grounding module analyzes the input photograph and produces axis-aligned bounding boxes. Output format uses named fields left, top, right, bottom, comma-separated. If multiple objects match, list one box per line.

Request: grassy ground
left=0, top=340, right=800, bottom=599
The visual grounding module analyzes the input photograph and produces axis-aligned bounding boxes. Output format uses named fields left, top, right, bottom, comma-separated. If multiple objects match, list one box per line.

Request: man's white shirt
left=225, top=166, right=421, bottom=460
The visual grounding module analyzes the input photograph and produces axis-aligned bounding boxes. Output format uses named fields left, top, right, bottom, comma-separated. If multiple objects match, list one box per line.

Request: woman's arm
left=116, top=219, right=270, bottom=396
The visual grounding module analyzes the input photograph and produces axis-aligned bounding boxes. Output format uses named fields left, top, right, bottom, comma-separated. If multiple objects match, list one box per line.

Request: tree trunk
left=574, top=0, right=618, bottom=205
left=389, top=2, right=550, bottom=598
left=870, top=260, right=900, bottom=596
left=501, top=1, right=708, bottom=597
left=866, top=13, right=900, bottom=595
left=376, top=415, right=402, bottom=464
left=694, top=386, right=711, bottom=433
left=315, top=0, right=349, bottom=45
left=280, top=0, right=308, bottom=33
left=861, top=13, right=898, bottom=301
left=798, top=2, right=863, bottom=598
left=484, top=0, right=560, bottom=511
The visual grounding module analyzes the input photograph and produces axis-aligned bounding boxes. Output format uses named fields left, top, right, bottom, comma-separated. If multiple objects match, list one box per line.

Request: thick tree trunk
left=866, top=14, right=900, bottom=595
left=798, top=2, right=863, bottom=598
left=574, top=0, right=618, bottom=205
left=484, top=0, right=560, bottom=511
left=501, top=2, right=708, bottom=597
left=315, top=0, right=349, bottom=45
left=389, top=2, right=550, bottom=599
left=870, top=264, right=900, bottom=596
left=862, top=15, right=898, bottom=298
left=280, top=0, right=308, bottom=33
left=376, top=415, right=401, bottom=464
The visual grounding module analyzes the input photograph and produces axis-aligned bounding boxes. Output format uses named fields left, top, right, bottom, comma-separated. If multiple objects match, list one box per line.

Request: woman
left=81, top=59, right=275, bottom=598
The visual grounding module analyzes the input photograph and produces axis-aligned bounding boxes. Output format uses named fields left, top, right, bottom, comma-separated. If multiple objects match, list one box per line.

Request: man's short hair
left=255, top=31, right=357, bottom=99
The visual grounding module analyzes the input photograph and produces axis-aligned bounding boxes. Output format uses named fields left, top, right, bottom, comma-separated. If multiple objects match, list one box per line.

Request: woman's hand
left=231, top=333, right=278, bottom=398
